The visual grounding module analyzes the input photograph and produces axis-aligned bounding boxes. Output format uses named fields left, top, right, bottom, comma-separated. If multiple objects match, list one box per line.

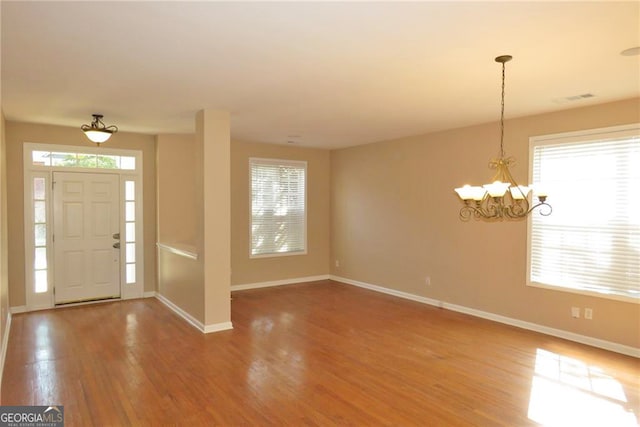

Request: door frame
left=23, top=143, right=144, bottom=311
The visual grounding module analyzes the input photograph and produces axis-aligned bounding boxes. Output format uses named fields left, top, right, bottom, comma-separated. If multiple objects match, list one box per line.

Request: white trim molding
left=231, top=275, right=330, bottom=292
left=155, top=293, right=233, bottom=334
left=204, top=322, right=234, bottom=334
left=332, top=276, right=442, bottom=307
left=330, top=275, right=640, bottom=358
left=1, top=312, right=12, bottom=390
left=155, top=293, right=205, bottom=332
left=9, top=306, right=27, bottom=314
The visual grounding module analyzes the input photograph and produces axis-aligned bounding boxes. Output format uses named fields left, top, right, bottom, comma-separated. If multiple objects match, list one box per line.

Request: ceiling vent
left=566, top=93, right=595, bottom=101
left=553, top=93, right=596, bottom=104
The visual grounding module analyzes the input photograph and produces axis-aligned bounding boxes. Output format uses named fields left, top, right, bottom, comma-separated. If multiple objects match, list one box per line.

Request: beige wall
left=156, top=134, right=197, bottom=244
left=157, top=134, right=331, bottom=292
left=5, top=121, right=157, bottom=307
left=155, top=133, right=203, bottom=321
left=0, top=112, right=9, bottom=384
left=331, top=98, right=640, bottom=349
left=156, top=249, right=204, bottom=321
left=231, top=139, right=331, bottom=285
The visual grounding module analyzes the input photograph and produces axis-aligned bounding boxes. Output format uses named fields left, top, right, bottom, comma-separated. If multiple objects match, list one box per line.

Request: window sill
left=250, top=250, right=307, bottom=260
left=527, top=280, right=639, bottom=304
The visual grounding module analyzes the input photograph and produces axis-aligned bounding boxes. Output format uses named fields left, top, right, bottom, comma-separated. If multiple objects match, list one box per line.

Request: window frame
left=526, top=123, right=640, bottom=303
left=249, top=157, right=308, bottom=259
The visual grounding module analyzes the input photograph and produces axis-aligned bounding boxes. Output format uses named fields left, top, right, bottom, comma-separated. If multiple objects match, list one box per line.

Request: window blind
left=529, top=130, right=640, bottom=301
left=250, top=158, right=307, bottom=257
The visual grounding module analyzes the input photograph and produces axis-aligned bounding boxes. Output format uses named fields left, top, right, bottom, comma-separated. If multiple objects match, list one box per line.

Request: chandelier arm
left=458, top=202, right=493, bottom=221
left=527, top=201, right=553, bottom=216
left=104, top=125, right=119, bottom=133
left=504, top=202, right=527, bottom=219
left=459, top=199, right=504, bottom=221
left=508, top=195, right=530, bottom=218
left=459, top=206, right=476, bottom=221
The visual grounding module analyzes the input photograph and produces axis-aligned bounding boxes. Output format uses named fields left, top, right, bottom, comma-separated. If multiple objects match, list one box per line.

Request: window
left=32, top=176, right=48, bottom=293
left=124, top=180, right=137, bottom=284
left=32, top=150, right=135, bottom=170
left=250, top=158, right=307, bottom=257
left=528, top=124, right=640, bottom=302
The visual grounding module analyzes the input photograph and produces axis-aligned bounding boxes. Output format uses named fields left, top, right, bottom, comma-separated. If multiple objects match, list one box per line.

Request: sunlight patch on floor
left=528, top=349, right=637, bottom=427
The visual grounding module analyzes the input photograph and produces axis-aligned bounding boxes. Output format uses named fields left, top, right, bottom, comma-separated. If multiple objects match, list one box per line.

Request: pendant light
left=81, top=114, right=118, bottom=145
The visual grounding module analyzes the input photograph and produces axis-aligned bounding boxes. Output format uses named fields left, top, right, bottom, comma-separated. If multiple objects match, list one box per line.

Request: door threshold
left=55, top=296, right=121, bottom=309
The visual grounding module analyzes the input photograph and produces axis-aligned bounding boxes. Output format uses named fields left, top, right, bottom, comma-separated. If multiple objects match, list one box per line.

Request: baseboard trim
left=0, top=312, right=12, bottom=392
left=0, top=311, right=11, bottom=387
left=332, top=276, right=442, bottom=307
left=155, top=293, right=206, bottom=333
left=155, top=293, right=233, bottom=334
left=329, top=275, right=639, bottom=358
left=9, top=306, right=26, bottom=314
left=441, top=301, right=640, bottom=358
left=231, top=274, right=330, bottom=292
left=204, top=322, right=234, bottom=334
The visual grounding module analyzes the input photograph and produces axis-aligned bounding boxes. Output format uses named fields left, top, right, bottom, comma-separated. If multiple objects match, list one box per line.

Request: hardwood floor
left=2, top=280, right=639, bottom=426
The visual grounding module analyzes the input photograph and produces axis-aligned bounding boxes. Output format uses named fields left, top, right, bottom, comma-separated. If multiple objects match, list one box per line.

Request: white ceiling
left=2, top=1, right=639, bottom=148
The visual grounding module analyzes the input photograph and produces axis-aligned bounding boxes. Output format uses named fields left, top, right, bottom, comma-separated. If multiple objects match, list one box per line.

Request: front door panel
left=53, top=172, right=120, bottom=304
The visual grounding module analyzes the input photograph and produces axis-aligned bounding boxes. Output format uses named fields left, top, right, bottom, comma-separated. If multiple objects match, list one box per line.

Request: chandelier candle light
left=454, top=55, right=552, bottom=220
left=81, top=114, right=118, bottom=145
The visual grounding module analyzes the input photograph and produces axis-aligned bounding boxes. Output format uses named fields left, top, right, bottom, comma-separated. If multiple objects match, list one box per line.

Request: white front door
left=53, top=172, right=121, bottom=304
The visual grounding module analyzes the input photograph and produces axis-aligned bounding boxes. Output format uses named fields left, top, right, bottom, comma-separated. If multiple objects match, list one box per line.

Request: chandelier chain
left=499, top=60, right=506, bottom=159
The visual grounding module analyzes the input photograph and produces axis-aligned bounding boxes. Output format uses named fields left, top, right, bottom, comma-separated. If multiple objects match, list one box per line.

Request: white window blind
left=250, top=158, right=307, bottom=257
left=528, top=126, right=640, bottom=302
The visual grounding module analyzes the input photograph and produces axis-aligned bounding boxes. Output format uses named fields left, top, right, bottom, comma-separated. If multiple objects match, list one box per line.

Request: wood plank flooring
left=2, top=280, right=639, bottom=426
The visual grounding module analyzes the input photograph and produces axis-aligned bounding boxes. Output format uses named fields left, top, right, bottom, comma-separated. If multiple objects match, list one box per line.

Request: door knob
left=113, top=242, right=121, bottom=249
left=113, top=233, right=120, bottom=240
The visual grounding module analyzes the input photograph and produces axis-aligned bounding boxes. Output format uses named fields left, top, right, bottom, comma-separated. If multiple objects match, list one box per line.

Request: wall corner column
left=195, top=110, right=232, bottom=331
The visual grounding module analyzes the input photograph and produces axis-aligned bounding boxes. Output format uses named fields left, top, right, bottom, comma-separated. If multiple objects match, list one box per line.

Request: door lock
left=113, top=242, right=121, bottom=249
left=112, top=233, right=120, bottom=240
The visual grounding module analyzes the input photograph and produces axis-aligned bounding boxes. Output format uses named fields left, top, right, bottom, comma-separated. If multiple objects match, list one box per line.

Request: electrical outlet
left=585, top=308, right=593, bottom=320
left=335, top=260, right=340, bottom=268
left=425, top=276, right=431, bottom=286
left=571, top=307, right=580, bottom=318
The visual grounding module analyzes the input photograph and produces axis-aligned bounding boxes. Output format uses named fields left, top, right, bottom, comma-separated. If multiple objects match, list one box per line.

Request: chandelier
left=81, top=114, right=118, bottom=145
left=454, top=55, right=552, bottom=220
